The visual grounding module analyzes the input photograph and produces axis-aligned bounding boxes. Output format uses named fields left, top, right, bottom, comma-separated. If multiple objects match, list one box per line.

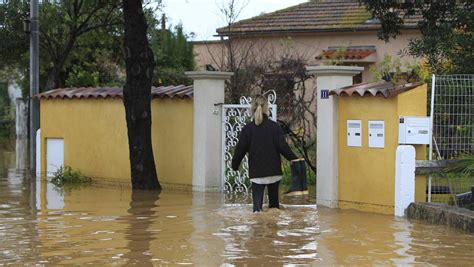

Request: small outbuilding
left=331, top=81, right=428, bottom=214
left=37, top=85, right=194, bottom=188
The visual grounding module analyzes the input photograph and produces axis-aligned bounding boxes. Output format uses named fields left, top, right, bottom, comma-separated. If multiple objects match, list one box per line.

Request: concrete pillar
left=395, top=145, right=416, bottom=217
left=306, top=66, right=363, bottom=208
left=15, top=98, right=29, bottom=171
left=15, top=98, right=28, bottom=139
left=36, top=129, right=41, bottom=177
left=186, top=71, right=233, bottom=192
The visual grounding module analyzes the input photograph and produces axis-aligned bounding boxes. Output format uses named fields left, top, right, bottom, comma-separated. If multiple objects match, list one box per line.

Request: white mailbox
left=347, top=120, right=362, bottom=147
left=369, top=120, right=385, bottom=148
left=399, top=116, right=431, bottom=145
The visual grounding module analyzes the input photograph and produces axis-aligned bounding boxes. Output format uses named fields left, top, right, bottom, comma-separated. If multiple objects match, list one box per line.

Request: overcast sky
left=160, top=0, right=308, bottom=41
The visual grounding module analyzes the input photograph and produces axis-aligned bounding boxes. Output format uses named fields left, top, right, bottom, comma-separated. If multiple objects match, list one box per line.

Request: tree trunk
left=44, top=64, right=61, bottom=91
left=122, top=0, right=160, bottom=190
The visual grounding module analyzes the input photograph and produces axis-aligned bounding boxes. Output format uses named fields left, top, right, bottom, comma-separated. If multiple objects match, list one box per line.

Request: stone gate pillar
left=186, top=71, right=233, bottom=192
left=306, top=66, right=363, bottom=208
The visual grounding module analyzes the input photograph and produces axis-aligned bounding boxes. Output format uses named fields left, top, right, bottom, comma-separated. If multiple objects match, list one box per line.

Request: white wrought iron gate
left=221, top=91, right=277, bottom=195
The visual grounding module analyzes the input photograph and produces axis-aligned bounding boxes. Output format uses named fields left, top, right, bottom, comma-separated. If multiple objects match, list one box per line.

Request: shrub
left=444, top=154, right=474, bottom=177
left=51, top=166, right=92, bottom=187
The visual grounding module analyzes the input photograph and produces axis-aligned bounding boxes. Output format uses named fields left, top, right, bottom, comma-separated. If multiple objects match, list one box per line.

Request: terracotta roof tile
left=217, top=0, right=421, bottom=35
left=330, top=81, right=422, bottom=98
left=36, top=85, right=194, bottom=100
left=316, top=45, right=376, bottom=60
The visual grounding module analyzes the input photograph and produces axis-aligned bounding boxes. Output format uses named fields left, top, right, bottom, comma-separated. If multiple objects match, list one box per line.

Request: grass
left=51, top=166, right=93, bottom=187
left=430, top=173, right=474, bottom=209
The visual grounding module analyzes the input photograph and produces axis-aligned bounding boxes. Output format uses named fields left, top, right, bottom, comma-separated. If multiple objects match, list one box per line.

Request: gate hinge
left=213, top=103, right=223, bottom=115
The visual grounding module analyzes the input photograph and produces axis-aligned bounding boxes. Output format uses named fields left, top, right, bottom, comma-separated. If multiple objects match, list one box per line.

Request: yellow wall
left=337, top=84, right=427, bottom=214
left=151, top=99, right=194, bottom=187
left=397, top=84, right=428, bottom=202
left=338, top=96, right=399, bottom=214
left=40, top=98, right=193, bottom=188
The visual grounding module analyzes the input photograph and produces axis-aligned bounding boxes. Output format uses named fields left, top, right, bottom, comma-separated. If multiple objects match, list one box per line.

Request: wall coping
left=185, top=71, right=234, bottom=80
left=306, top=65, right=364, bottom=76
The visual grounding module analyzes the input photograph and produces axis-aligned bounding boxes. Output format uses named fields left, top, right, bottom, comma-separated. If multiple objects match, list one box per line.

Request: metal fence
left=430, top=74, right=474, bottom=159
left=428, top=74, right=474, bottom=206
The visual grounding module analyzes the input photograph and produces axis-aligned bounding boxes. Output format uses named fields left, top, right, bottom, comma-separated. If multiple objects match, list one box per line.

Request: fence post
left=186, top=71, right=233, bottom=192
left=395, top=145, right=416, bottom=217
left=428, top=74, right=436, bottom=202
left=306, top=65, right=363, bottom=208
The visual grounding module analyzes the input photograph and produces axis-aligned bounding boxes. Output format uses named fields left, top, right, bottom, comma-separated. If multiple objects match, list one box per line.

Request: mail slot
left=347, top=120, right=362, bottom=147
left=399, top=116, right=431, bottom=144
left=369, top=120, right=384, bottom=148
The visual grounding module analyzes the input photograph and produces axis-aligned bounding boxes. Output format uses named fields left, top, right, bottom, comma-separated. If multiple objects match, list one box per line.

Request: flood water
left=1, top=141, right=474, bottom=265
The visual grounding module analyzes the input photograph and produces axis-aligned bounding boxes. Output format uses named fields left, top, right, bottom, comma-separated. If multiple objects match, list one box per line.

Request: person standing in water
left=232, top=95, right=297, bottom=212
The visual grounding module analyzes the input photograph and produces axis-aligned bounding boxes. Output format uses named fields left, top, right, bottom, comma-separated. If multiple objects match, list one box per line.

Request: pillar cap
left=185, top=71, right=234, bottom=80
left=306, top=65, right=364, bottom=76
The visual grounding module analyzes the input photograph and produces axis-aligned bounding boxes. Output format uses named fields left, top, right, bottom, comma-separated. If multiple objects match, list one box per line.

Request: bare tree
left=209, top=0, right=261, bottom=102
left=202, top=0, right=319, bottom=171
left=255, top=50, right=317, bottom=172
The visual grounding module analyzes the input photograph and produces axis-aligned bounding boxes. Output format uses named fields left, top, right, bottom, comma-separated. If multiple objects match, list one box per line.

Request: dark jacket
left=231, top=117, right=297, bottom=178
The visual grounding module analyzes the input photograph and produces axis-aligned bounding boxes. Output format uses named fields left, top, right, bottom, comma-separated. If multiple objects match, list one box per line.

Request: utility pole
left=29, top=0, right=39, bottom=176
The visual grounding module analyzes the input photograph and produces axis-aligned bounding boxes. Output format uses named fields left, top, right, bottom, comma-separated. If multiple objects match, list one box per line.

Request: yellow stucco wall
left=151, top=99, right=194, bottom=187
left=40, top=98, right=193, bottom=188
left=337, top=84, right=427, bottom=214
left=397, top=84, right=428, bottom=202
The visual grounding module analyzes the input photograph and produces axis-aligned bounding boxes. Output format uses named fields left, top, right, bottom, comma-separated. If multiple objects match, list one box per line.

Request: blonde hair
left=251, top=95, right=269, bottom=125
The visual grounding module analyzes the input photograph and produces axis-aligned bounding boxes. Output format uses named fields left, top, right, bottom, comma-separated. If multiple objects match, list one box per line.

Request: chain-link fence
left=429, top=74, right=474, bottom=208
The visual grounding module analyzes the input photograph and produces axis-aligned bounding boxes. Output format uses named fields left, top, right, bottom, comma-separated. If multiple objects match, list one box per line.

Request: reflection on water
left=1, top=143, right=474, bottom=265
left=317, top=208, right=474, bottom=265
left=124, top=190, right=160, bottom=266
left=0, top=138, right=15, bottom=175
left=15, top=138, right=28, bottom=170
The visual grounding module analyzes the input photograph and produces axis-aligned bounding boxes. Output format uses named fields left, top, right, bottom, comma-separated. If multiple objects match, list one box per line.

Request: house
left=193, top=0, right=422, bottom=83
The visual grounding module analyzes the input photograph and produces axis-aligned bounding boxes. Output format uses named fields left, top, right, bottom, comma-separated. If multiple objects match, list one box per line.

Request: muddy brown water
left=1, top=143, right=473, bottom=265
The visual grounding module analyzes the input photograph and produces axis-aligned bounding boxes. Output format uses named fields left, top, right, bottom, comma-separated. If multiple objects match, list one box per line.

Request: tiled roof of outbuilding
left=217, top=0, right=421, bottom=36
left=330, top=81, right=422, bottom=98
left=316, top=45, right=376, bottom=60
left=36, top=85, right=194, bottom=100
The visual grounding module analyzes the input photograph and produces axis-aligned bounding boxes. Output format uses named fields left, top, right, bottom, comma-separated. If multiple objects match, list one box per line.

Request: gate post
left=186, top=71, right=233, bottom=192
left=306, top=66, right=363, bottom=208
left=395, top=145, right=416, bottom=217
